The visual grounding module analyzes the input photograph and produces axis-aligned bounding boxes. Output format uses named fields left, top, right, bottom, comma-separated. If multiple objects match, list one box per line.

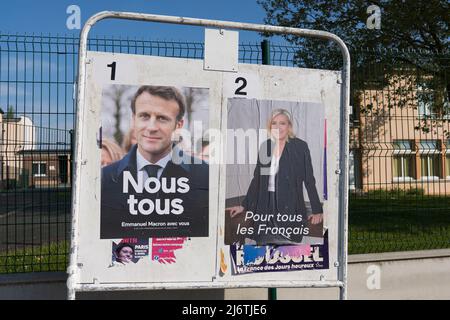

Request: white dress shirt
left=136, top=149, right=172, bottom=180
left=268, top=155, right=280, bottom=192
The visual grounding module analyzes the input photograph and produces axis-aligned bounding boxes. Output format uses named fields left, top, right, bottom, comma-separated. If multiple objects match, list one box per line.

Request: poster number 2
left=234, top=77, right=247, bottom=96
left=107, top=62, right=116, bottom=81
left=226, top=74, right=258, bottom=98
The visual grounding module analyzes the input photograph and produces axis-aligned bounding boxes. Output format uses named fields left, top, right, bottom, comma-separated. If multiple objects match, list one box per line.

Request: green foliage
left=404, top=188, right=426, bottom=196
left=258, top=0, right=449, bottom=134
left=258, top=0, right=449, bottom=67
left=349, top=194, right=450, bottom=254
left=363, top=187, right=425, bottom=198
left=5, top=105, right=14, bottom=119
left=0, top=241, right=69, bottom=273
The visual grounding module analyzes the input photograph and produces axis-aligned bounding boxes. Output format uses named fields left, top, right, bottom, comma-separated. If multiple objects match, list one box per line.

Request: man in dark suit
left=101, top=85, right=208, bottom=239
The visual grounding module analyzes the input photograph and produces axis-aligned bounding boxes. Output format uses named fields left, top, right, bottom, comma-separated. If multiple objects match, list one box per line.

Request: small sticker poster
left=230, top=231, right=329, bottom=275
left=151, top=237, right=187, bottom=264
left=109, top=238, right=149, bottom=267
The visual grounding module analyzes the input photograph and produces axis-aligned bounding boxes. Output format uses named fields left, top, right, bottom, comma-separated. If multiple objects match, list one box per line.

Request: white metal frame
left=68, top=11, right=350, bottom=300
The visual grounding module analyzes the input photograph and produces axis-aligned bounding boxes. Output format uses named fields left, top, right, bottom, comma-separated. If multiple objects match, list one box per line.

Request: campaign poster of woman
left=225, top=98, right=326, bottom=246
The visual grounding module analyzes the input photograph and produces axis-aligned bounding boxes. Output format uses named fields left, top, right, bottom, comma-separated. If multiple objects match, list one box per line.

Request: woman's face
left=270, top=114, right=291, bottom=142
left=117, top=246, right=133, bottom=263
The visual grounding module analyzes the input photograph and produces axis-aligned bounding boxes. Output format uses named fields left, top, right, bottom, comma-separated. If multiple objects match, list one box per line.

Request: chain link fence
left=0, top=33, right=449, bottom=273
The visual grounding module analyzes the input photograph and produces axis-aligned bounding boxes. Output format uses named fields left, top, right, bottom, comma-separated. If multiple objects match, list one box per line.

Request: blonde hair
left=121, top=127, right=136, bottom=152
left=267, top=108, right=296, bottom=141
left=102, top=138, right=125, bottom=163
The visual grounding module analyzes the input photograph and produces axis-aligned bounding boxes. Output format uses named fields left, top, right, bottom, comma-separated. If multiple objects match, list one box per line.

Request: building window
left=418, top=84, right=436, bottom=119
left=446, top=155, right=450, bottom=178
left=349, top=149, right=361, bottom=190
left=393, top=140, right=415, bottom=181
left=418, top=83, right=450, bottom=120
left=443, top=93, right=450, bottom=119
left=32, top=162, right=47, bottom=177
left=421, top=155, right=440, bottom=178
left=393, top=155, right=415, bottom=180
left=419, top=140, right=440, bottom=180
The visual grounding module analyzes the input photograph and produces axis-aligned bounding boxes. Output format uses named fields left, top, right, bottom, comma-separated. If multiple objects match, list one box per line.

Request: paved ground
left=0, top=188, right=71, bottom=251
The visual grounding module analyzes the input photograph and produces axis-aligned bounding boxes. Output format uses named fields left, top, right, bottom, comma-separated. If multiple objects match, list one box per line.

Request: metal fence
left=349, top=48, right=450, bottom=253
left=0, top=33, right=449, bottom=273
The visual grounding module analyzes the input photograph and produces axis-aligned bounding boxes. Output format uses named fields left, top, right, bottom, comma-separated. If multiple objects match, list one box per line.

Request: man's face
left=133, top=92, right=184, bottom=162
left=117, top=246, right=133, bottom=263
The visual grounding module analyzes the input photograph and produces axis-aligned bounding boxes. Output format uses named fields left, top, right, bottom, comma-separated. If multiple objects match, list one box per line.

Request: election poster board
left=74, top=53, right=221, bottom=285
left=216, top=64, right=342, bottom=285
left=71, top=40, right=343, bottom=290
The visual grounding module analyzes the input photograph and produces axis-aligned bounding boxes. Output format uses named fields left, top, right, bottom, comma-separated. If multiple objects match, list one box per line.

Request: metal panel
left=68, top=11, right=350, bottom=300
left=204, top=29, right=239, bottom=72
left=75, top=52, right=220, bottom=285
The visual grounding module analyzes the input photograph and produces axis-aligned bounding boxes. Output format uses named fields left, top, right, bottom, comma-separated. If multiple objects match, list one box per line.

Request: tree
left=258, top=0, right=449, bottom=132
left=104, top=86, right=128, bottom=146
left=258, top=0, right=448, bottom=65
left=5, top=105, right=15, bottom=119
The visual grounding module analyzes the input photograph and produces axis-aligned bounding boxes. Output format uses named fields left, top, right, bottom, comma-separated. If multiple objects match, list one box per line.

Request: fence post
left=261, top=39, right=271, bottom=65
left=69, top=129, right=74, bottom=186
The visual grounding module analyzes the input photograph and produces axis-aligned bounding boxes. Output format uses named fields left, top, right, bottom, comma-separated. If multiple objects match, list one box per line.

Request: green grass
left=349, top=194, right=450, bottom=254
left=0, top=241, right=69, bottom=273
left=1, top=193, right=450, bottom=273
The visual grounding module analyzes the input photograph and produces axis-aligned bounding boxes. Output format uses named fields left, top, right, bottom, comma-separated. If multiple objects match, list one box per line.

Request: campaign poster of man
left=225, top=98, right=326, bottom=246
left=100, top=84, right=209, bottom=239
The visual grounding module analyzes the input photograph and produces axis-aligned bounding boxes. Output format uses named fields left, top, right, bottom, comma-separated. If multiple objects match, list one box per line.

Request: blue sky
left=1, top=1, right=288, bottom=134
left=1, top=0, right=275, bottom=43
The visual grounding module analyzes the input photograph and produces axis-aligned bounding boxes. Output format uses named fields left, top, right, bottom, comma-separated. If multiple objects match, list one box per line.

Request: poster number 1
left=107, top=62, right=116, bottom=81
left=234, top=77, right=247, bottom=96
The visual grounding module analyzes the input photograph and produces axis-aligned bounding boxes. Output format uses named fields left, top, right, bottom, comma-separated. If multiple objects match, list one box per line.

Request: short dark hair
left=131, top=85, right=186, bottom=121
left=115, top=243, right=134, bottom=256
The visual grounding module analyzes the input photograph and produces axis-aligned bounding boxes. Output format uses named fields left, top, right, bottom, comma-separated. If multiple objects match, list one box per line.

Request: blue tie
left=144, top=164, right=161, bottom=179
